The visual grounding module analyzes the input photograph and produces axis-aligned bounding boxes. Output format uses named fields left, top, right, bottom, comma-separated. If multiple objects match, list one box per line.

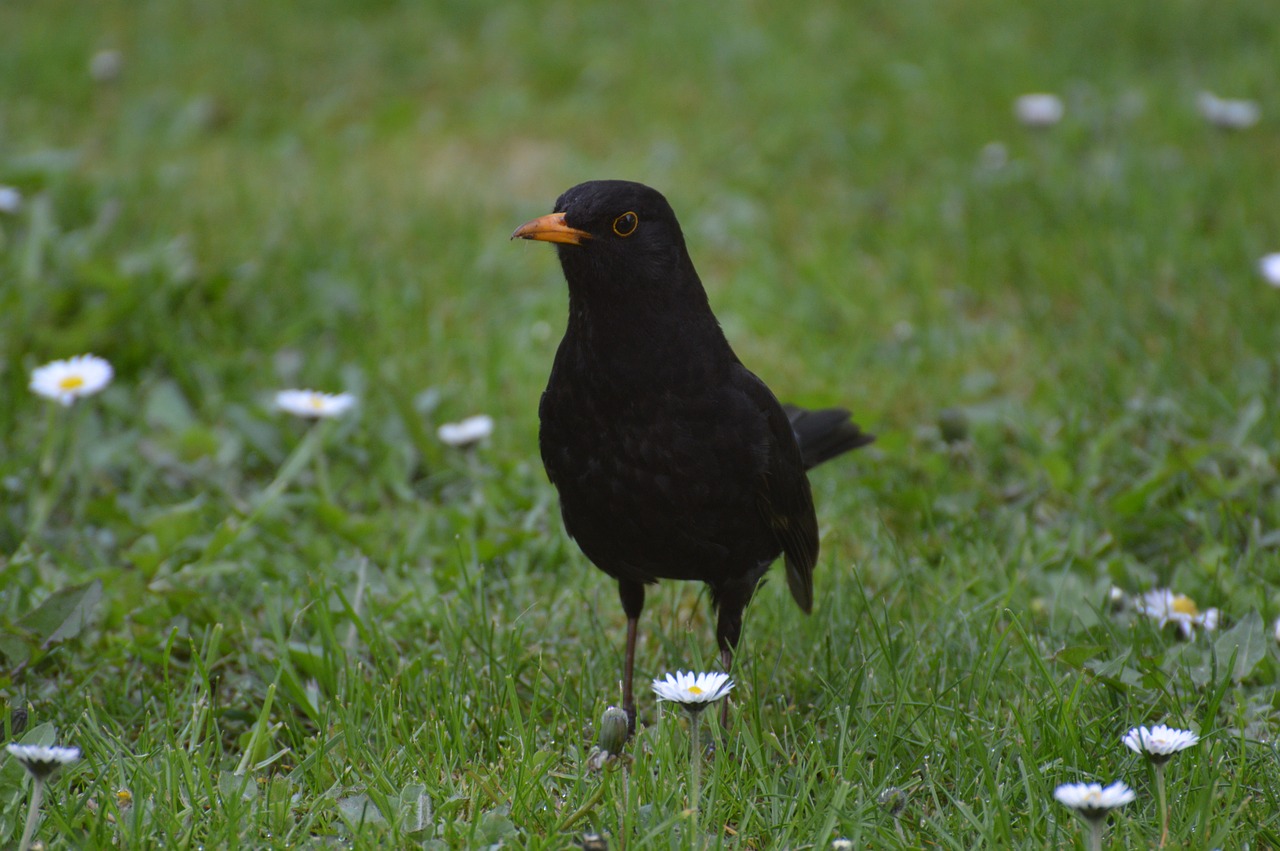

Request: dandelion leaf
left=1214, top=611, right=1267, bottom=683
left=0, top=580, right=103, bottom=664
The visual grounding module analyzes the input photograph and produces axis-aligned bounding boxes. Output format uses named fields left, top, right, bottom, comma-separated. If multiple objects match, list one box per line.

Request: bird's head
left=512, top=180, right=695, bottom=299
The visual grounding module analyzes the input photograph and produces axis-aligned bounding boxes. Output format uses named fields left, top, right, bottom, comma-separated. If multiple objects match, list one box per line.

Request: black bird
left=513, top=180, right=872, bottom=730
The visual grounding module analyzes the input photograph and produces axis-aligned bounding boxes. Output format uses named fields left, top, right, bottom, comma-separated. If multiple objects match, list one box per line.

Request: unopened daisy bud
left=937, top=407, right=969, bottom=444
left=597, top=706, right=629, bottom=757
left=878, top=786, right=907, bottom=816
left=5, top=705, right=28, bottom=737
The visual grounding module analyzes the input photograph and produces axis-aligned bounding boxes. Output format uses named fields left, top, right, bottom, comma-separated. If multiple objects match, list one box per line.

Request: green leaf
left=0, top=580, right=103, bottom=664
left=22, top=579, right=103, bottom=645
left=1213, top=611, right=1267, bottom=684
left=338, top=793, right=386, bottom=826
left=1051, top=644, right=1107, bottom=669
left=398, top=783, right=433, bottom=835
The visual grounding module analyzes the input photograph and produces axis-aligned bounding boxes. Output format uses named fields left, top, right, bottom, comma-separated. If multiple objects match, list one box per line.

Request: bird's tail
left=784, top=404, right=874, bottom=470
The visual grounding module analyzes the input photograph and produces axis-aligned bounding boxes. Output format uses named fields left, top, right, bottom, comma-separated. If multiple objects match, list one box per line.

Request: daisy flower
left=1260, top=254, right=1280, bottom=288
left=7, top=743, right=80, bottom=851
left=274, top=389, right=356, bottom=419
left=652, top=670, right=733, bottom=820
left=6, top=744, right=80, bottom=781
left=651, top=670, right=733, bottom=713
left=1197, top=92, right=1260, bottom=129
left=1054, top=781, right=1134, bottom=851
left=1123, top=724, right=1199, bottom=763
left=1134, top=589, right=1219, bottom=638
left=29, top=355, right=113, bottom=406
left=0, top=185, right=21, bottom=214
left=1053, top=781, right=1136, bottom=818
left=90, top=49, right=123, bottom=82
left=437, top=414, right=494, bottom=447
left=1015, top=93, right=1064, bottom=127
left=1124, top=724, right=1198, bottom=846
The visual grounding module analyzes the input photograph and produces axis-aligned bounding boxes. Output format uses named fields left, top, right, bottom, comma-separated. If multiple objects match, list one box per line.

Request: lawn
left=2, top=0, right=1279, bottom=847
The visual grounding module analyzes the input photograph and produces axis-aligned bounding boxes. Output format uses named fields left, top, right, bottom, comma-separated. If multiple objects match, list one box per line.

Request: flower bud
left=597, top=706, right=629, bottom=757
left=879, top=786, right=907, bottom=816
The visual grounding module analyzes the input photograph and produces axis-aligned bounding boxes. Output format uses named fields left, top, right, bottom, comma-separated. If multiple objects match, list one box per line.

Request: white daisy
left=6, top=743, right=81, bottom=781
left=1259, top=254, right=1280, bottom=288
left=1053, top=781, right=1135, bottom=819
left=436, top=414, right=494, bottom=448
left=1123, top=724, right=1199, bottom=763
left=0, top=185, right=21, bottom=214
left=1134, top=588, right=1219, bottom=638
left=651, top=670, right=733, bottom=713
left=1197, top=92, right=1260, bottom=129
left=90, top=49, right=123, bottom=83
left=1014, top=93, right=1064, bottom=127
left=29, top=354, right=113, bottom=406
left=274, top=389, right=356, bottom=419
left=1274, top=616, right=1280, bottom=644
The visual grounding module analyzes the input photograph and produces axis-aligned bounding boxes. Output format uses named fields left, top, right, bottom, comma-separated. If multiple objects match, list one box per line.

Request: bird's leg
left=719, top=646, right=733, bottom=729
left=623, top=615, right=638, bottom=733
left=617, top=581, right=646, bottom=737
left=714, top=596, right=747, bottom=734
left=716, top=580, right=752, bottom=731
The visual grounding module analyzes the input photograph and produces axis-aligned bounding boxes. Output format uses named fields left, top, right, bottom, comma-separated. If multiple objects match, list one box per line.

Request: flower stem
left=312, top=428, right=333, bottom=504
left=689, top=711, right=702, bottom=821
left=202, top=422, right=328, bottom=561
left=620, top=767, right=632, bottom=850
left=18, top=776, right=44, bottom=851
left=27, top=403, right=63, bottom=539
left=555, top=768, right=610, bottom=832
left=1086, top=816, right=1102, bottom=851
left=1155, top=763, right=1168, bottom=848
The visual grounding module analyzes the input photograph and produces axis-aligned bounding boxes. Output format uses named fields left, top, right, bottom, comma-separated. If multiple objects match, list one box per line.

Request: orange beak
left=511, top=212, right=592, bottom=246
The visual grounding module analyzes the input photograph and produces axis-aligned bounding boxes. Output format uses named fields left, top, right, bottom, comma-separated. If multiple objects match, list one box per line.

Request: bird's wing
left=738, top=367, right=820, bottom=613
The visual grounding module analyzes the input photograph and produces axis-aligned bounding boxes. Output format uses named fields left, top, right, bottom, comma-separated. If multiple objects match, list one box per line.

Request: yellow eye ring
left=612, top=212, right=638, bottom=237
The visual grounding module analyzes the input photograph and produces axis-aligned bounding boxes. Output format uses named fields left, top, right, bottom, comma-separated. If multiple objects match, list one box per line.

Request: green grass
left=2, top=0, right=1279, bottom=847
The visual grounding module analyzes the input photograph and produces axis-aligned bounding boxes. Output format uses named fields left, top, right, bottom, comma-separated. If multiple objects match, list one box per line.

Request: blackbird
left=513, top=180, right=872, bottom=731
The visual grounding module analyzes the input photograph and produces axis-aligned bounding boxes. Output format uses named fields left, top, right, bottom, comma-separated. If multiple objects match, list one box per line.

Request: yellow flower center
left=688, top=685, right=703, bottom=695
left=1171, top=595, right=1199, bottom=616
left=309, top=395, right=324, bottom=409
left=58, top=375, right=86, bottom=391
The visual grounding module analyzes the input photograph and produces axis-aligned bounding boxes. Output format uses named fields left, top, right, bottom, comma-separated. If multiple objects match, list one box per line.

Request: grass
left=1, top=0, right=1279, bottom=846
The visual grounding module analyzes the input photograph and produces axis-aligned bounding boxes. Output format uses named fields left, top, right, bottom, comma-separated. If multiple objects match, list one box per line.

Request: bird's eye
left=612, top=212, right=638, bottom=237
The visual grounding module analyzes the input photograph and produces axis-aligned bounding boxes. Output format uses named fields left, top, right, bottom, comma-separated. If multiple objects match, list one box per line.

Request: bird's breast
left=538, top=347, right=781, bottom=583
